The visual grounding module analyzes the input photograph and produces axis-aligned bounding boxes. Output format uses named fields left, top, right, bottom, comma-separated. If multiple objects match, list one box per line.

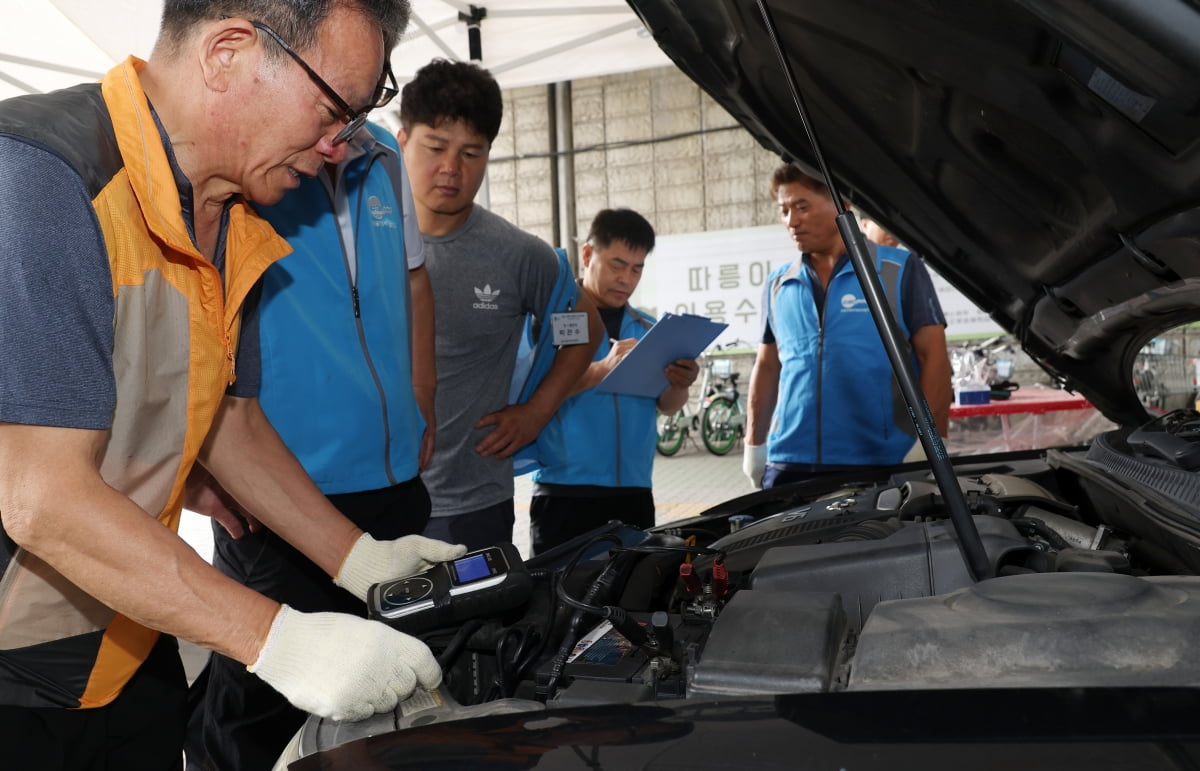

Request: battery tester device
left=367, top=542, right=532, bottom=635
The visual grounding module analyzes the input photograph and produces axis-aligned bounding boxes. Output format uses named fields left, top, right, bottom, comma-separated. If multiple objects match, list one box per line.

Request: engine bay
left=294, top=421, right=1200, bottom=758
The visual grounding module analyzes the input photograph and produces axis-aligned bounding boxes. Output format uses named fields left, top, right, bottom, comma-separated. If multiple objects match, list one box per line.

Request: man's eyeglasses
left=248, top=19, right=398, bottom=145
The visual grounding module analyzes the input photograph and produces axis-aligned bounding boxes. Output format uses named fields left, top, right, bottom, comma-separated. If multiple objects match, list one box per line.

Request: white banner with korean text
left=631, top=225, right=1001, bottom=349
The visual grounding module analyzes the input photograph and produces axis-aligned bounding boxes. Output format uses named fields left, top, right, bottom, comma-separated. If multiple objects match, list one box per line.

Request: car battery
left=538, top=612, right=711, bottom=706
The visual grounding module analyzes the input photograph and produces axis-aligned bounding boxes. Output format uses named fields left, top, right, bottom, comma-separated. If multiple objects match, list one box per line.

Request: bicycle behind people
left=700, top=356, right=745, bottom=455
left=655, top=354, right=710, bottom=456
left=656, top=342, right=749, bottom=456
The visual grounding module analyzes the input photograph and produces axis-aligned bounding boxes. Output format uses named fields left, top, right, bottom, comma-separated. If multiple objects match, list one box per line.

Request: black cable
left=542, top=534, right=628, bottom=698
left=494, top=625, right=539, bottom=699
left=434, top=618, right=486, bottom=670
left=555, top=543, right=726, bottom=616
left=515, top=629, right=548, bottom=681
left=554, top=534, right=627, bottom=614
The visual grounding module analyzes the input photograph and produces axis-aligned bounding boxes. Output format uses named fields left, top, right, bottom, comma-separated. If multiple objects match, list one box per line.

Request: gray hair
left=157, top=0, right=410, bottom=57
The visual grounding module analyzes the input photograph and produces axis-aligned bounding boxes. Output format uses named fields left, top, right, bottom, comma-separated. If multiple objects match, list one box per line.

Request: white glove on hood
left=249, top=604, right=441, bottom=722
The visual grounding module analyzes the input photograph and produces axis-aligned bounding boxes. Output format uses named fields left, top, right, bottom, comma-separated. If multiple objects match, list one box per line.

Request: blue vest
left=509, top=249, right=579, bottom=476
left=532, top=304, right=658, bottom=488
left=255, top=123, right=423, bottom=494
left=767, top=243, right=916, bottom=466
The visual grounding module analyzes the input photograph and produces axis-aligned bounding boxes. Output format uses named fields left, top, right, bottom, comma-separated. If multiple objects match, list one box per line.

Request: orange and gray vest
left=0, top=57, right=289, bottom=709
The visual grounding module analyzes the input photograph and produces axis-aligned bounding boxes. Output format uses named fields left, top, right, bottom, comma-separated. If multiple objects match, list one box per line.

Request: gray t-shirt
left=422, top=205, right=560, bottom=517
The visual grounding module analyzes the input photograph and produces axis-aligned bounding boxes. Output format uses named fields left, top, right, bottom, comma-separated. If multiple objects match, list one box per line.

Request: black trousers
left=529, top=489, right=655, bottom=555
left=421, top=498, right=516, bottom=552
left=762, top=462, right=875, bottom=489
left=0, top=633, right=187, bottom=770
left=185, top=477, right=431, bottom=771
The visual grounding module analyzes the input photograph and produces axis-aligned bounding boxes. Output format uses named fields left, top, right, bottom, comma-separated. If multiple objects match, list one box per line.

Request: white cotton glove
left=743, top=443, right=767, bottom=490
left=903, top=439, right=927, bottom=463
left=335, top=533, right=467, bottom=602
left=249, top=604, right=441, bottom=722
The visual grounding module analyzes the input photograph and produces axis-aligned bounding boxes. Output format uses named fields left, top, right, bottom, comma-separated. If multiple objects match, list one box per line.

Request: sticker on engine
left=567, top=620, right=613, bottom=663
left=567, top=619, right=635, bottom=666
left=398, top=686, right=443, bottom=717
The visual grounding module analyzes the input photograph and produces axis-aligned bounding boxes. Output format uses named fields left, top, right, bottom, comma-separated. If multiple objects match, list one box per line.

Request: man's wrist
left=519, top=396, right=556, bottom=428
left=235, top=597, right=286, bottom=667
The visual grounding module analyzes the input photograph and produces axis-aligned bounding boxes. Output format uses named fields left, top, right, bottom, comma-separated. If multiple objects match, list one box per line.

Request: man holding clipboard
left=527, top=209, right=701, bottom=554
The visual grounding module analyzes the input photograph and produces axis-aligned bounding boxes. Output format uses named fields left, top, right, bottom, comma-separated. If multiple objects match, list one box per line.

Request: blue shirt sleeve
left=0, top=136, right=116, bottom=429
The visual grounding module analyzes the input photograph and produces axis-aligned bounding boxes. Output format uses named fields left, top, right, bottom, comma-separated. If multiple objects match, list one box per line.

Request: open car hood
left=626, top=0, right=1200, bottom=427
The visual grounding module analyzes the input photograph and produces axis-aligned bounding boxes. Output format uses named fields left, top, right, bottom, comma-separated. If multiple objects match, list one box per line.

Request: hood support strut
left=755, top=0, right=991, bottom=582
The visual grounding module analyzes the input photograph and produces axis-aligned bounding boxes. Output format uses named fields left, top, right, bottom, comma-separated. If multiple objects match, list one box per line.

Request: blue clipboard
left=595, top=312, right=727, bottom=398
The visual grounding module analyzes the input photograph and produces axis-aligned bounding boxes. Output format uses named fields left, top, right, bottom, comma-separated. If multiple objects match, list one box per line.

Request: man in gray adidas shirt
left=398, top=59, right=601, bottom=549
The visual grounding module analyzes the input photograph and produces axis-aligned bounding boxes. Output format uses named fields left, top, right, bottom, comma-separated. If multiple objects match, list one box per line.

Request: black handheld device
left=367, top=542, right=532, bottom=635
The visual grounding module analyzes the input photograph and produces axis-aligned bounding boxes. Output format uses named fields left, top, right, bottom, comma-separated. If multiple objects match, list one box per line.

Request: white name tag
left=551, top=311, right=589, bottom=346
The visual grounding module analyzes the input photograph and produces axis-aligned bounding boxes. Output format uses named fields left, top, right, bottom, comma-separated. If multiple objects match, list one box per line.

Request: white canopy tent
left=396, top=1, right=670, bottom=88
left=0, top=0, right=671, bottom=100
left=0, top=1, right=143, bottom=100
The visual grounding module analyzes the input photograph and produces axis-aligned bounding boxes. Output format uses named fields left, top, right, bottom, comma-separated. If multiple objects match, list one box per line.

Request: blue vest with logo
left=255, top=123, right=423, bottom=494
left=766, top=242, right=917, bottom=466
left=532, top=304, right=658, bottom=488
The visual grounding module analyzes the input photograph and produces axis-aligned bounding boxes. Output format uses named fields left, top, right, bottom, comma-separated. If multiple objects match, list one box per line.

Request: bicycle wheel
left=702, top=397, right=740, bottom=456
left=657, top=411, right=687, bottom=456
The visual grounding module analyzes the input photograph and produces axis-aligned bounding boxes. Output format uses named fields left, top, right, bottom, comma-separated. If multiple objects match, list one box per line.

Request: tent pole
left=553, top=80, right=577, bottom=271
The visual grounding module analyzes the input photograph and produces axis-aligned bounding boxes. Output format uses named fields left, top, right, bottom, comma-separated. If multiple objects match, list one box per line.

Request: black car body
left=286, top=1, right=1200, bottom=767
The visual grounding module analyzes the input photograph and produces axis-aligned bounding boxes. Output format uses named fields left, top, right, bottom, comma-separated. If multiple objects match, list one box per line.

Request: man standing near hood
left=744, top=163, right=952, bottom=489
left=0, top=3, right=462, bottom=766
left=186, top=119, right=439, bottom=770
left=529, top=208, right=698, bottom=554
left=397, top=58, right=602, bottom=550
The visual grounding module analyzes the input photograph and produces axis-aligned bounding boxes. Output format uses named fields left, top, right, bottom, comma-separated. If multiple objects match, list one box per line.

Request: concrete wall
left=486, top=65, right=783, bottom=255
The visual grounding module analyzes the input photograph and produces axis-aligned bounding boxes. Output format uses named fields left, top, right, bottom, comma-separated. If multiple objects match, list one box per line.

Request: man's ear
left=396, top=127, right=408, bottom=151
left=199, top=17, right=259, bottom=93
left=580, top=243, right=594, bottom=268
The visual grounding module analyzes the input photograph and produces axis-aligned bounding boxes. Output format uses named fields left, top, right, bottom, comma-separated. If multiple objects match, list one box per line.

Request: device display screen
left=453, top=553, right=493, bottom=584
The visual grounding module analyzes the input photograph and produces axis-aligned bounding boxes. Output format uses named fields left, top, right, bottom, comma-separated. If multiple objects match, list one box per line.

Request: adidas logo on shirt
left=473, top=285, right=501, bottom=310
